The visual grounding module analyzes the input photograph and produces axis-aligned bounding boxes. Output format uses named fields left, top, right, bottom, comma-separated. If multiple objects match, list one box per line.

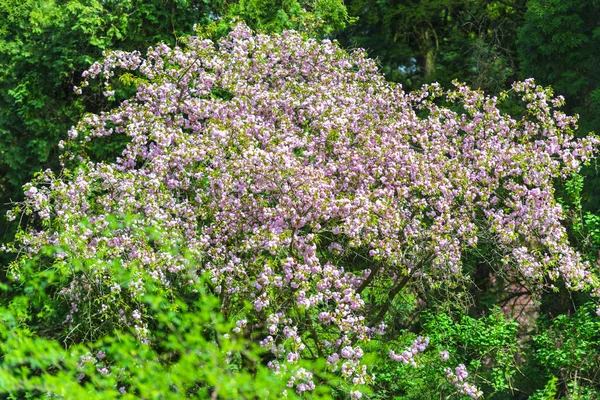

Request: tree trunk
left=422, top=28, right=437, bottom=81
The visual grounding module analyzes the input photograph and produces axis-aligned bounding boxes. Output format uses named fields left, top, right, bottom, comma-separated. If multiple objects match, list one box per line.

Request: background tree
left=338, top=0, right=525, bottom=91
left=517, top=0, right=600, bottom=135
left=225, top=0, right=349, bottom=36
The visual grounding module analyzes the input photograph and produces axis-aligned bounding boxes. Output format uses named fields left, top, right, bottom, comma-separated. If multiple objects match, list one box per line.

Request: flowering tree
left=6, top=24, right=599, bottom=396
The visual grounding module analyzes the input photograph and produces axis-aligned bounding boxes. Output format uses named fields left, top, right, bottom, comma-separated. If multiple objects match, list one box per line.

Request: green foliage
left=517, top=0, right=600, bottom=134
left=529, top=376, right=559, bottom=400
left=0, top=245, right=334, bottom=399
left=225, top=0, right=349, bottom=37
left=531, top=302, right=600, bottom=399
left=557, top=173, right=600, bottom=264
left=517, top=0, right=600, bottom=213
left=360, top=330, right=448, bottom=400
left=422, top=309, right=521, bottom=397
left=364, top=308, right=522, bottom=399
left=0, top=299, right=328, bottom=399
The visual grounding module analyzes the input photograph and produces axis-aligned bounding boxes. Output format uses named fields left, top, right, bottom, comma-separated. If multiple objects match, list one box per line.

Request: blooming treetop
left=7, top=23, right=599, bottom=395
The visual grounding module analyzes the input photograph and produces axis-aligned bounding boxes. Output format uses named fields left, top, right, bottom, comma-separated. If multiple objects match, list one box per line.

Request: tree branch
left=367, top=253, right=433, bottom=328
left=367, top=273, right=411, bottom=328
left=356, top=263, right=381, bottom=295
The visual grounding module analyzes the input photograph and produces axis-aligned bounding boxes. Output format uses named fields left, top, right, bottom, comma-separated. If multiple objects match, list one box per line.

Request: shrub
left=5, top=24, right=599, bottom=396
left=0, top=258, right=332, bottom=399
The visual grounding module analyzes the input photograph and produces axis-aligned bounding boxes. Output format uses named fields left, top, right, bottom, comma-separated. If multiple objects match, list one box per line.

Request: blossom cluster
left=445, top=364, right=483, bottom=399
left=389, top=336, right=429, bottom=366
left=7, top=23, right=599, bottom=394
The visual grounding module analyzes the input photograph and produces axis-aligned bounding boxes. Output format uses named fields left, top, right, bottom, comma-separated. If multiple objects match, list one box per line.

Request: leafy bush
left=531, top=302, right=600, bottom=399
left=366, top=308, right=522, bottom=399
left=0, top=254, right=334, bottom=399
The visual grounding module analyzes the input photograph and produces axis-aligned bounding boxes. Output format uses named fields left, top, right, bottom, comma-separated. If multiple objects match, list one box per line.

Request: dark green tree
left=225, top=0, right=349, bottom=36
left=517, top=0, right=600, bottom=216
left=338, top=0, right=524, bottom=91
left=518, top=0, right=600, bottom=136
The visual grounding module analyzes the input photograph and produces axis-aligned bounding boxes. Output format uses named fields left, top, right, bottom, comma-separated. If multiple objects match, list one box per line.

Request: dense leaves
left=517, top=0, right=600, bottom=135
left=0, top=265, right=333, bottom=399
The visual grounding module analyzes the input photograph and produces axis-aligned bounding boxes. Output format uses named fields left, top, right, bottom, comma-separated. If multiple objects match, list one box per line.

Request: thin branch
left=356, top=263, right=381, bottom=295
left=305, top=309, right=324, bottom=358
left=367, top=253, right=433, bottom=328
left=367, top=273, right=411, bottom=328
